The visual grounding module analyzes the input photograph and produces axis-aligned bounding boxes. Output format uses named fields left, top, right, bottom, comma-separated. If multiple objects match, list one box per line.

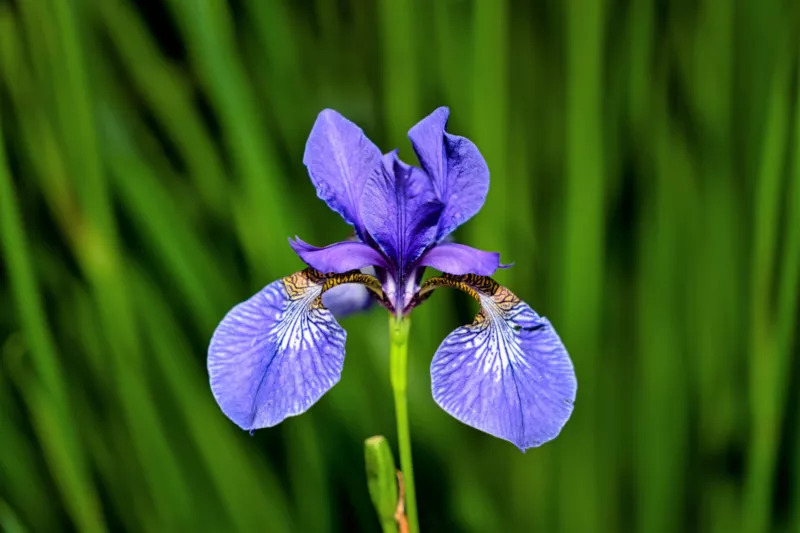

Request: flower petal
left=424, top=275, right=576, bottom=450
left=303, top=110, right=382, bottom=237
left=208, top=269, right=346, bottom=430
left=290, top=237, right=389, bottom=273
left=417, top=242, right=505, bottom=276
left=321, top=282, right=374, bottom=317
left=360, top=151, right=443, bottom=275
left=408, top=107, right=489, bottom=239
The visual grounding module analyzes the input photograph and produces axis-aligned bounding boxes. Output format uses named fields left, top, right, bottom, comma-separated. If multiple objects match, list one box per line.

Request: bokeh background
left=1, top=0, right=799, bottom=532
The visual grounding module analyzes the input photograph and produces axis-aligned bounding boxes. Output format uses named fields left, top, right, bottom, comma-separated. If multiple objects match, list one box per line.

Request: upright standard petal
left=303, top=110, right=382, bottom=237
left=208, top=269, right=347, bottom=430
left=422, top=275, right=576, bottom=450
left=418, top=242, right=505, bottom=276
left=408, top=107, right=490, bottom=240
left=290, top=237, right=390, bottom=273
left=360, top=151, right=443, bottom=275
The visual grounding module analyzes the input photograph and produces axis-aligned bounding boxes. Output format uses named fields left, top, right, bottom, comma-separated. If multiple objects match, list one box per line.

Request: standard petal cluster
left=208, top=107, right=577, bottom=450
left=296, top=107, right=502, bottom=314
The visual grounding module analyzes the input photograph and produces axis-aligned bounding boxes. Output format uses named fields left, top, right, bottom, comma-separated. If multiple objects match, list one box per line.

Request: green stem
left=389, top=315, right=419, bottom=533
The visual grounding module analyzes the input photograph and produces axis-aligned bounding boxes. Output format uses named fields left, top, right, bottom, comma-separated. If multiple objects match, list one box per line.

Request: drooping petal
left=408, top=107, right=489, bottom=240
left=303, top=110, right=382, bottom=237
left=290, top=237, right=389, bottom=273
left=360, top=151, right=443, bottom=275
left=208, top=269, right=367, bottom=430
left=422, top=275, right=576, bottom=450
left=417, top=242, right=506, bottom=276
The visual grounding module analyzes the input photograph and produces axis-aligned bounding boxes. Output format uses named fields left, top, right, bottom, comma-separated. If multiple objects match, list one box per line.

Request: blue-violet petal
left=428, top=275, right=576, bottom=450
left=208, top=270, right=346, bottom=430
left=408, top=107, right=490, bottom=240
left=303, top=109, right=382, bottom=238
left=290, top=237, right=389, bottom=273
left=321, top=266, right=377, bottom=318
left=322, top=282, right=374, bottom=318
left=418, top=242, right=504, bottom=276
left=360, top=151, right=443, bottom=275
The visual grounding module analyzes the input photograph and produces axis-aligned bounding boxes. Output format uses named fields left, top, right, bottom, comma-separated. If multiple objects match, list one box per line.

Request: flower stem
left=389, top=315, right=419, bottom=533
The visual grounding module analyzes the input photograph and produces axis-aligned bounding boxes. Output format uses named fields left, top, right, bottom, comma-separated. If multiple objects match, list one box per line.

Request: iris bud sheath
left=365, top=435, right=400, bottom=533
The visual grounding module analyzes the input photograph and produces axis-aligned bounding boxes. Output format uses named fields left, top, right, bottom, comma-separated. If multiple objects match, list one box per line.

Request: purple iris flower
left=208, top=108, right=576, bottom=450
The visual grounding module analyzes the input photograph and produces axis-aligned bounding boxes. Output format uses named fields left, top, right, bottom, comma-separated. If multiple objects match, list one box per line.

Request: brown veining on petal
left=282, top=268, right=326, bottom=300
left=318, top=270, right=387, bottom=309
left=414, top=273, right=521, bottom=324
left=282, top=268, right=386, bottom=309
left=320, top=271, right=383, bottom=295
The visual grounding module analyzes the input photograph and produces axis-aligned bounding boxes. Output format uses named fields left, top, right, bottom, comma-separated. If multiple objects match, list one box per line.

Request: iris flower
left=208, top=108, right=576, bottom=450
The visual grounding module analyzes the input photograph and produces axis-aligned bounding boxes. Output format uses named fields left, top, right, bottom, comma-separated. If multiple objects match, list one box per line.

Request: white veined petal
left=208, top=270, right=346, bottom=430
left=428, top=276, right=576, bottom=450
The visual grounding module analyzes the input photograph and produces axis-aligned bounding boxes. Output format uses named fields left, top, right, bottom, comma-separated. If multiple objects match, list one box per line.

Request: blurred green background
left=1, top=0, right=799, bottom=531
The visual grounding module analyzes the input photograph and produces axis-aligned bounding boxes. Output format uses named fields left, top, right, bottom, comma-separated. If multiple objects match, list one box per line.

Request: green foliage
left=0, top=0, right=798, bottom=531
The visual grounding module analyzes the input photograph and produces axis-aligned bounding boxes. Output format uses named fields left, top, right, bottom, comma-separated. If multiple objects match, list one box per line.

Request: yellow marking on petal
left=317, top=271, right=385, bottom=309
left=281, top=268, right=386, bottom=310
left=419, top=275, right=482, bottom=303
left=417, top=274, right=521, bottom=325
left=321, top=272, right=383, bottom=296
left=282, top=268, right=327, bottom=300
